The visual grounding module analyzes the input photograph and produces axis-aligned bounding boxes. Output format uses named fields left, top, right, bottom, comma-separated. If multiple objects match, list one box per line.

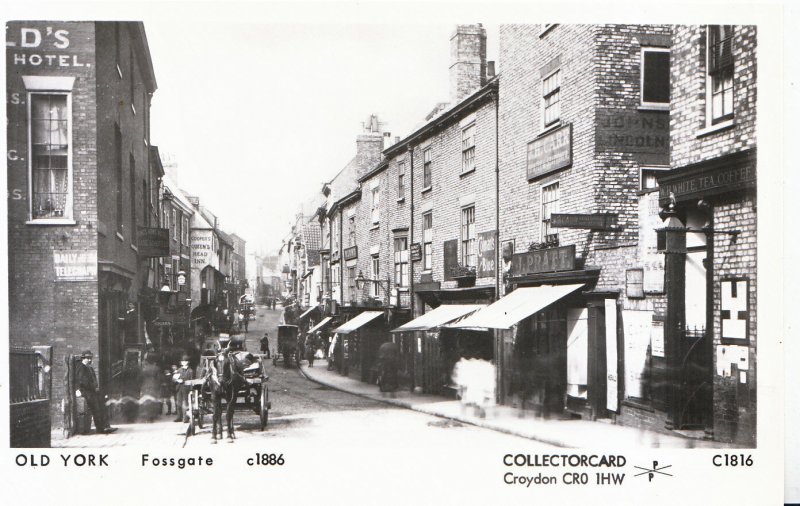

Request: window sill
left=25, top=218, right=77, bottom=226
left=130, top=244, right=139, bottom=253
left=537, top=121, right=563, bottom=138
left=396, top=197, right=405, bottom=203
left=696, top=118, right=735, bottom=138
left=370, top=224, right=380, bottom=231
left=637, top=104, right=669, bottom=112
left=116, top=232, right=125, bottom=241
left=421, top=186, right=432, bottom=194
left=459, top=168, right=476, bottom=178
left=539, top=24, right=557, bottom=38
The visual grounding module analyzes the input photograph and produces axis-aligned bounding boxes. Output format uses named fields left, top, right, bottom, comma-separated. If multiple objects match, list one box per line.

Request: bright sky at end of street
left=145, top=18, right=498, bottom=255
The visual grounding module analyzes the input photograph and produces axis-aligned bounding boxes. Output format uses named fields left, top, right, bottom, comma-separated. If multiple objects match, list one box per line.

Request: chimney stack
left=450, top=24, right=487, bottom=104
left=356, top=114, right=385, bottom=176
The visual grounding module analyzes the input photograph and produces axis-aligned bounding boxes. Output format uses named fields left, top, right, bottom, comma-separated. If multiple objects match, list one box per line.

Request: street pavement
left=54, top=305, right=554, bottom=449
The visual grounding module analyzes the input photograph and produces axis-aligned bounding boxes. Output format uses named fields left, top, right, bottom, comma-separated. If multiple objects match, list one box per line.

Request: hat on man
left=181, top=354, right=190, bottom=361
left=81, top=350, right=93, bottom=359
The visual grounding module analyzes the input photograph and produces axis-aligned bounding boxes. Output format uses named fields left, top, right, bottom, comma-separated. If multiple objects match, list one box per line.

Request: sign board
left=527, top=124, right=572, bottom=180
left=651, top=321, right=665, bottom=358
left=477, top=231, right=496, bottom=278
left=443, top=239, right=459, bottom=281
left=177, top=273, right=186, bottom=286
left=659, top=157, right=756, bottom=206
left=191, top=230, right=217, bottom=269
left=638, top=192, right=665, bottom=292
left=721, top=278, right=749, bottom=345
left=137, top=227, right=170, bottom=257
left=625, top=268, right=645, bottom=299
left=343, top=246, right=358, bottom=261
left=510, top=245, right=575, bottom=276
left=53, top=250, right=97, bottom=281
left=595, top=110, right=669, bottom=165
left=551, top=213, right=618, bottom=230
left=410, top=243, right=422, bottom=262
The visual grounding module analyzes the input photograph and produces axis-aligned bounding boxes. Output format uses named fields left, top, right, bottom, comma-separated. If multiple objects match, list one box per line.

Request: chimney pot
left=450, top=24, right=487, bottom=104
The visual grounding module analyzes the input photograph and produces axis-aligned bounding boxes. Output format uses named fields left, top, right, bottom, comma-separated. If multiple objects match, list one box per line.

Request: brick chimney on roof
left=450, top=24, right=487, bottom=104
left=356, top=114, right=385, bottom=176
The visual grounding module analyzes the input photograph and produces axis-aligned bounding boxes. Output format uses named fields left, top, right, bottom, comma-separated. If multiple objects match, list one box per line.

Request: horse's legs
left=226, top=390, right=236, bottom=440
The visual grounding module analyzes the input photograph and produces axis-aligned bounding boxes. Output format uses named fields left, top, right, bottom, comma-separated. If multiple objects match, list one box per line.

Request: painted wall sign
left=510, top=244, right=575, bottom=276
left=410, top=243, right=422, bottom=262
left=7, top=24, right=89, bottom=68
left=721, top=278, right=749, bottom=345
left=551, top=213, right=618, bottom=230
left=53, top=250, right=97, bottom=281
left=527, top=124, right=572, bottom=180
left=477, top=231, right=496, bottom=278
left=625, top=268, right=645, bottom=299
left=191, top=230, right=217, bottom=269
left=343, top=246, right=358, bottom=261
left=443, top=239, right=459, bottom=281
left=659, top=161, right=756, bottom=205
left=137, top=227, right=170, bottom=258
left=595, top=110, right=669, bottom=165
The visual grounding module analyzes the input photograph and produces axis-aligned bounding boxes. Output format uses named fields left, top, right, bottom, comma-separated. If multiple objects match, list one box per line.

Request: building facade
left=6, top=21, right=159, bottom=427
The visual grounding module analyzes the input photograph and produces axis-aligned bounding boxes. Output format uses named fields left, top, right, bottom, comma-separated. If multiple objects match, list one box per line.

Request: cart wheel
left=259, top=386, right=269, bottom=431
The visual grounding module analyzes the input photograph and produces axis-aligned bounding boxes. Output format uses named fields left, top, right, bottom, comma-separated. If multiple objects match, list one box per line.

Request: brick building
left=656, top=25, right=756, bottom=445
left=6, top=21, right=159, bottom=429
left=479, top=24, right=674, bottom=420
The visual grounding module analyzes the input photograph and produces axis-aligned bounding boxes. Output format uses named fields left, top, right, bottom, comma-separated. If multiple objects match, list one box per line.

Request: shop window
left=542, top=70, right=561, bottom=127
left=541, top=182, right=560, bottom=242
left=640, top=47, right=670, bottom=108
left=29, top=93, right=72, bottom=221
left=423, top=148, right=432, bottom=189
left=371, top=186, right=380, bottom=224
left=461, top=123, right=476, bottom=174
left=707, top=25, right=734, bottom=125
left=394, top=236, right=409, bottom=287
left=398, top=161, right=406, bottom=200
left=423, top=212, right=433, bottom=271
left=460, top=206, right=476, bottom=268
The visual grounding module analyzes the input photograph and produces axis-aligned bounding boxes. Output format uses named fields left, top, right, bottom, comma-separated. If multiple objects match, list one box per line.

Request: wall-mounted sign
left=410, top=243, right=422, bottom=262
left=53, top=250, right=97, bottom=281
left=510, top=244, right=575, bottom=276
left=625, top=268, right=645, bottom=299
left=137, top=227, right=170, bottom=258
left=177, top=273, right=186, bottom=286
left=343, top=246, right=358, bottom=261
left=443, top=239, right=459, bottom=281
left=595, top=110, right=669, bottom=165
left=551, top=213, right=618, bottom=230
left=191, top=231, right=217, bottom=269
left=721, top=278, right=749, bottom=345
left=477, top=231, right=496, bottom=278
left=639, top=192, right=665, bottom=292
left=527, top=124, right=572, bottom=180
left=659, top=151, right=756, bottom=206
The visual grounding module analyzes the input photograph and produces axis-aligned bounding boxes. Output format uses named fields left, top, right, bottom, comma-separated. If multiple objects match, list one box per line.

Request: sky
left=144, top=17, right=498, bottom=256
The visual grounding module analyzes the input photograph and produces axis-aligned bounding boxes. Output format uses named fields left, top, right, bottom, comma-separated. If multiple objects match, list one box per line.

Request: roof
left=161, top=174, right=195, bottom=214
left=302, top=222, right=321, bottom=251
left=390, top=304, right=485, bottom=333
left=128, top=22, right=157, bottom=94
left=447, top=284, right=584, bottom=330
left=383, top=77, right=498, bottom=158
left=332, top=311, right=384, bottom=335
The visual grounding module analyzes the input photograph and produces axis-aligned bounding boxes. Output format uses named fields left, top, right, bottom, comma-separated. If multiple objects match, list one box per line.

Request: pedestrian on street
left=162, top=364, right=178, bottom=416
left=260, top=332, right=271, bottom=359
left=377, top=341, right=399, bottom=396
left=139, top=353, right=162, bottom=422
left=75, top=350, right=117, bottom=434
left=173, top=355, right=194, bottom=423
left=305, top=334, right=317, bottom=367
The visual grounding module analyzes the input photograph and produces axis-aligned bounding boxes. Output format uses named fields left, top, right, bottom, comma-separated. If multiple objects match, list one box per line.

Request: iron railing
left=9, top=347, right=50, bottom=404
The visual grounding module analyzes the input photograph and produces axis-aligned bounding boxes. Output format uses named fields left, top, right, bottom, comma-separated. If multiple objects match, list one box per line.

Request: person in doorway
left=173, top=355, right=194, bottom=423
left=260, top=332, right=271, bottom=359
left=75, top=351, right=117, bottom=434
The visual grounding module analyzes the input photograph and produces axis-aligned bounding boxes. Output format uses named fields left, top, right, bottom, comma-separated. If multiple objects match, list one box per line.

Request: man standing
left=75, top=351, right=117, bottom=434
left=260, top=332, right=271, bottom=359
left=173, top=355, right=194, bottom=423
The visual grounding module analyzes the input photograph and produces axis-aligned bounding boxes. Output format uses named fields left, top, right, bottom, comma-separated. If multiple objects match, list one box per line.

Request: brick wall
left=358, top=168, right=391, bottom=305
left=6, top=22, right=101, bottom=426
left=10, top=401, right=51, bottom=448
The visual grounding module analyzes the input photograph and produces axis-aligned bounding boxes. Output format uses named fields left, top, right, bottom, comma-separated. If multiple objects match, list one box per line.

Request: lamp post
left=354, top=270, right=392, bottom=307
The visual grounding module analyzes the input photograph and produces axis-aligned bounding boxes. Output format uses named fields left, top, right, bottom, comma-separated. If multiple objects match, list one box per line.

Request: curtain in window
left=31, top=95, right=68, bottom=218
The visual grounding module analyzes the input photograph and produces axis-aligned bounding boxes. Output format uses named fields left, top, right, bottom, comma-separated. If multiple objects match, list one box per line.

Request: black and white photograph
left=0, top=1, right=791, bottom=504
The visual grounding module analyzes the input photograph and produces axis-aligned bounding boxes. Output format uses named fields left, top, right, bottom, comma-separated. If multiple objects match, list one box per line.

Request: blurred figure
left=139, top=354, right=162, bottom=422
left=377, top=340, right=399, bottom=395
left=173, top=355, right=194, bottom=422
left=452, top=357, right=496, bottom=418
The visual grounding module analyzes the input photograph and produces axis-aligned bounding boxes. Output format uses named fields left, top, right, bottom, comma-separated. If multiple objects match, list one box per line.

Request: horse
left=200, top=350, right=248, bottom=443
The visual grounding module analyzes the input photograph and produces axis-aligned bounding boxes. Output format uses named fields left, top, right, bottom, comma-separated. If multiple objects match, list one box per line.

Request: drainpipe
left=408, top=145, right=415, bottom=318
left=494, top=87, right=500, bottom=301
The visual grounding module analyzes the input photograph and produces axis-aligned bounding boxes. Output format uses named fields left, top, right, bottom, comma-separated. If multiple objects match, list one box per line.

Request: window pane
left=643, top=51, right=670, bottom=103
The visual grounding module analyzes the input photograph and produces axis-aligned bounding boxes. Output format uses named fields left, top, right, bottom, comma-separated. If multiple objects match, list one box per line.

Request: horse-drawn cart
left=186, top=341, right=271, bottom=441
left=273, top=324, right=301, bottom=368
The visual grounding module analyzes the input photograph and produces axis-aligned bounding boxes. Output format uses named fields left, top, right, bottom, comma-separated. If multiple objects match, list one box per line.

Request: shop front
left=391, top=304, right=485, bottom=395
left=330, top=311, right=388, bottom=383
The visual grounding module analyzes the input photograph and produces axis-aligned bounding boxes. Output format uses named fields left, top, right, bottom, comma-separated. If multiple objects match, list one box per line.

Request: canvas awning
left=297, top=306, right=317, bottom=322
left=390, top=304, right=485, bottom=333
left=307, top=316, right=333, bottom=334
left=332, top=311, right=384, bottom=335
left=446, top=284, right=584, bottom=330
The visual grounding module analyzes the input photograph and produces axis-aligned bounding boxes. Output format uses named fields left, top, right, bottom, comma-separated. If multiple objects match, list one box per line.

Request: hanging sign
left=510, top=245, right=575, bottom=276
left=477, top=231, right=496, bottom=278
left=551, top=213, right=618, bottom=230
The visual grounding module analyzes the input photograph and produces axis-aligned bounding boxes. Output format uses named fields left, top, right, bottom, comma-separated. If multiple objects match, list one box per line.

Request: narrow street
left=54, top=305, right=556, bottom=449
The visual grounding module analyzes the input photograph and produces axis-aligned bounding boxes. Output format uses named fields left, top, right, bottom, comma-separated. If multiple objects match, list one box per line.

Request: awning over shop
left=297, top=306, right=317, bottom=322
left=390, top=304, right=485, bottom=333
left=307, top=316, right=333, bottom=334
left=447, top=284, right=584, bottom=330
left=332, top=311, right=383, bottom=335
